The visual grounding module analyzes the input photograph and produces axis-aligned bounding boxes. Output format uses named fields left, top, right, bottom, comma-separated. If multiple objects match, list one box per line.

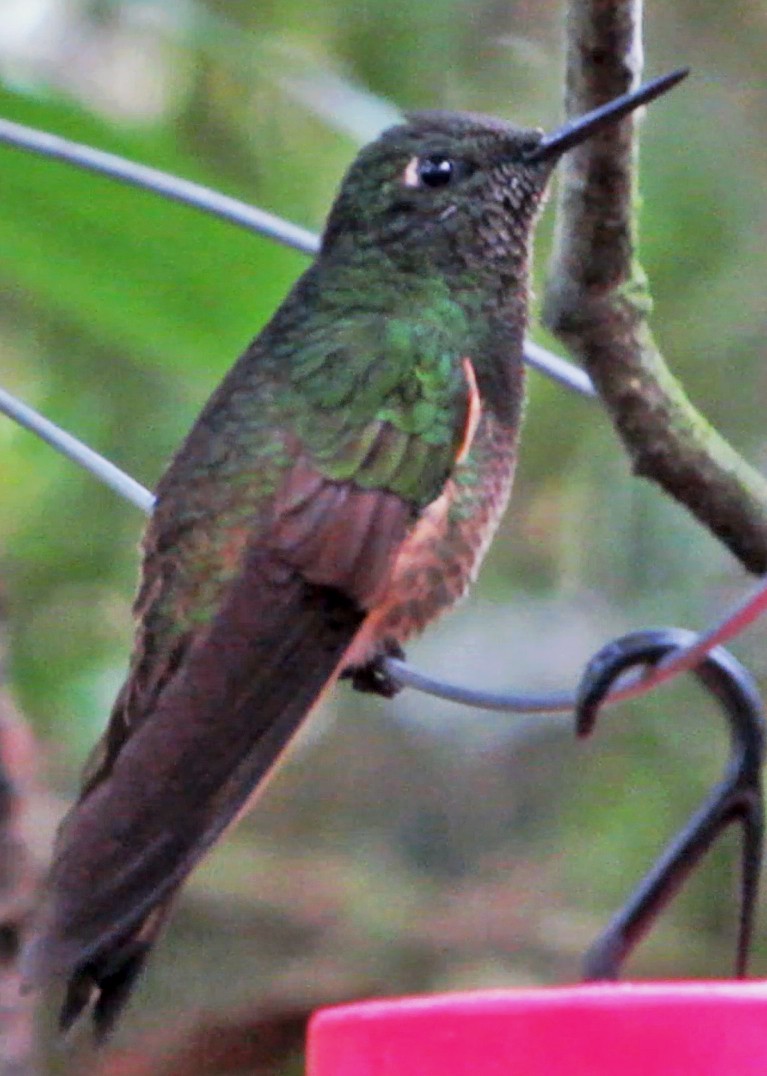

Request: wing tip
left=23, top=916, right=154, bottom=1040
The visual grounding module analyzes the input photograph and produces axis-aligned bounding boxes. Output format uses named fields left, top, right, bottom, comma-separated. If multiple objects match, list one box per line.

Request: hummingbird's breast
left=346, top=409, right=517, bottom=665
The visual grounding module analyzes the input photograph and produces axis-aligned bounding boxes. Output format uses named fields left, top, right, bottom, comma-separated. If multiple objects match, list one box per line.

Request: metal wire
left=0, top=386, right=154, bottom=513
left=2, top=384, right=766, bottom=716
left=0, top=117, right=319, bottom=257
left=0, top=115, right=594, bottom=400
left=523, top=340, right=595, bottom=398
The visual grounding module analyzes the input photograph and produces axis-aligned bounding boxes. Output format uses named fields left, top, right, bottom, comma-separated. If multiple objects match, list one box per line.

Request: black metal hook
left=575, top=627, right=765, bottom=981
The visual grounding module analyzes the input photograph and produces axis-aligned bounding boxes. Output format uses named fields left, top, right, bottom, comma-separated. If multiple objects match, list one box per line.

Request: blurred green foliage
left=2, top=0, right=767, bottom=1048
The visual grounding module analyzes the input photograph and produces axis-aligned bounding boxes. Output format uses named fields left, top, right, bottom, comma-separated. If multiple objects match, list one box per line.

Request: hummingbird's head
left=321, top=111, right=554, bottom=271
left=320, top=70, right=686, bottom=276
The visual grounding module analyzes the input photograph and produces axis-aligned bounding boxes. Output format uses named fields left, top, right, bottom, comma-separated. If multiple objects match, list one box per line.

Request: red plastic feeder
left=308, top=983, right=767, bottom=1075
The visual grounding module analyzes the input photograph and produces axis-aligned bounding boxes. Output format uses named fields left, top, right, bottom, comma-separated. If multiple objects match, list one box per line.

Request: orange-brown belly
left=346, top=412, right=518, bottom=667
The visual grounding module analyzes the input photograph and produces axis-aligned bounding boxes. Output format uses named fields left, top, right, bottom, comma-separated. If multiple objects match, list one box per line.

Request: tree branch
left=542, top=0, right=767, bottom=574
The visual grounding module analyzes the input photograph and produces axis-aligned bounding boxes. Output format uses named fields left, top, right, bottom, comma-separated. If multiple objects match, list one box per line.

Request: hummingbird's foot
left=342, top=641, right=406, bottom=699
left=575, top=628, right=765, bottom=982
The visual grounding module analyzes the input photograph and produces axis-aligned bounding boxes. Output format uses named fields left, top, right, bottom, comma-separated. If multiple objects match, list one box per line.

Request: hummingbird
left=27, top=69, right=686, bottom=1038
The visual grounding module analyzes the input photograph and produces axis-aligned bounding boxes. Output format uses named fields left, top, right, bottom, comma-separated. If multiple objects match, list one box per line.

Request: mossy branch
left=543, top=0, right=767, bottom=574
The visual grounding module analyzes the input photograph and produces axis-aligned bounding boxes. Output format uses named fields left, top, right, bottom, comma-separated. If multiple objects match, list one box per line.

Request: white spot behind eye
left=402, top=156, right=421, bottom=188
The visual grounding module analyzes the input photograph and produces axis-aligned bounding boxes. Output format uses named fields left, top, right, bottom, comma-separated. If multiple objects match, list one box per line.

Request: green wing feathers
left=290, top=299, right=473, bottom=504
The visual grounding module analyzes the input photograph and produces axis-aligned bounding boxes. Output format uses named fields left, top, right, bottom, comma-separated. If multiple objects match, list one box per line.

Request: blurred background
left=1, top=0, right=767, bottom=1062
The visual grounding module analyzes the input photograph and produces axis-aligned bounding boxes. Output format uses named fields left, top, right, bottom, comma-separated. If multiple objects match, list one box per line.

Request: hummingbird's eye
left=417, top=155, right=454, bottom=187
left=402, top=154, right=466, bottom=190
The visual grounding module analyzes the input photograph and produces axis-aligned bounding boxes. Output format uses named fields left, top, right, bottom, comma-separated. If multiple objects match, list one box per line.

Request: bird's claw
left=342, top=642, right=406, bottom=699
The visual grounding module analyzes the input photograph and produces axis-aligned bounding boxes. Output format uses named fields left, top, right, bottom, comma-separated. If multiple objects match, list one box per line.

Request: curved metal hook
left=575, top=627, right=765, bottom=981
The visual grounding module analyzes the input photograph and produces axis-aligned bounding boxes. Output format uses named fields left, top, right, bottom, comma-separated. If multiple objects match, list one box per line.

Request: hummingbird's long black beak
left=525, top=68, right=689, bottom=163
